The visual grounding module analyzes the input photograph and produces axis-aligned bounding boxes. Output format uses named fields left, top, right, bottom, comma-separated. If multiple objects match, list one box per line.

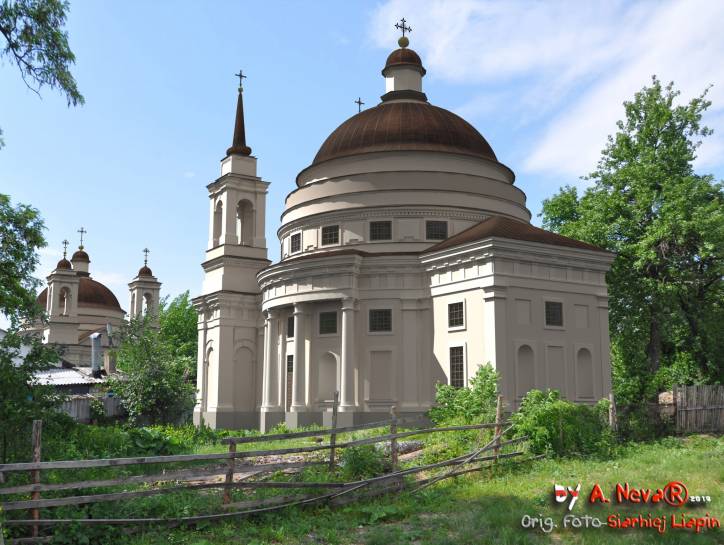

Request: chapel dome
left=56, top=258, right=72, bottom=270
left=383, top=48, right=426, bottom=75
left=312, top=101, right=498, bottom=166
left=137, top=265, right=153, bottom=277
left=71, top=249, right=90, bottom=262
left=37, top=277, right=123, bottom=313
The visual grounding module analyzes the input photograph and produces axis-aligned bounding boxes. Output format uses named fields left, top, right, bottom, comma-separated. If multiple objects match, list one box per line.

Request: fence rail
left=0, top=394, right=535, bottom=544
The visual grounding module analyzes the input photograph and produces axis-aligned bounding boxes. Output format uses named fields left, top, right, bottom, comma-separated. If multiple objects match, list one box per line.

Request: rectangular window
left=290, top=233, right=301, bottom=253
left=448, top=302, right=464, bottom=328
left=369, top=309, right=392, bottom=332
left=545, top=301, right=564, bottom=327
left=369, top=221, right=392, bottom=241
left=287, top=315, right=294, bottom=338
left=426, top=220, right=448, bottom=240
left=450, top=346, right=465, bottom=388
left=321, top=225, right=340, bottom=246
left=286, top=354, right=294, bottom=373
left=319, top=311, right=337, bottom=335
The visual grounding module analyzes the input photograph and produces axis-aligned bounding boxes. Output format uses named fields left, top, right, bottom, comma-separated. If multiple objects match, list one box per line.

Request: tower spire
left=226, top=69, right=252, bottom=157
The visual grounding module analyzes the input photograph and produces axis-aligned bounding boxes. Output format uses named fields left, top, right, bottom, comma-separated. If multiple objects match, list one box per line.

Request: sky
left=2, top=0, right=723, bottom=322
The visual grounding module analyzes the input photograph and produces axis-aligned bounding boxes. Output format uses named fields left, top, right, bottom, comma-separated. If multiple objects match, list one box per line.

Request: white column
left=291, top=303, right=307, bottom=410
left=262, top=309, right=278, bottom=409
left=340, top=297, right=357, bottom=409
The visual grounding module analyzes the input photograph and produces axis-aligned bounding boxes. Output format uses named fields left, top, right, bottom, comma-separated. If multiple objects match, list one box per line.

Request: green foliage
left=428, top=364, right=499, bottom=425
left=540, top=77, right=724, bottom=402
left=0, top=0, right=84, bottom=148
left=511, top=389, right=614, bottom=457
left=0, top=193, right=68, bottom=463
left=339, top=444, right=388, bottom=480
left=159, top=291, right=198, bottom=363
left=107, top=315, right=196, bottom=426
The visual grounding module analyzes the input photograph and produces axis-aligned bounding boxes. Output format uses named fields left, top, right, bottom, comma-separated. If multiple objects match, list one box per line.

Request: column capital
left=341, top=297, right=357, bottom=311
left=265, top=308, right=279, bottom=320
left=292, top=302, right=310, bottom=316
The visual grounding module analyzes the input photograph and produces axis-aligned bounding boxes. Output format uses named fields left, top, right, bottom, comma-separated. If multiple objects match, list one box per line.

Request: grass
left=119, top=434, right=722, bottom=545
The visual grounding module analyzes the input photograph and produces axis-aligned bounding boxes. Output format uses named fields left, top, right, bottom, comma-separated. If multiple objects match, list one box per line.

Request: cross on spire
left=355, top=97, right=365, bottom=113
left=395, top=17, right=411, bottom=37
left=235, top=70, right=246, bottom=90
left=143, top=248, right=150, bottom=266
left=62, top=239, right=69, bottom=258
left=77, top=227, right=87, bottom=249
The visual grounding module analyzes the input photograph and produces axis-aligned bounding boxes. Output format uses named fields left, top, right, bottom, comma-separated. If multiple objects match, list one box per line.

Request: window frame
left=425, top=220, right=448, bottom=241
left=321, top=225, right=340, bottom=246
left=369, top=220, right=393, bottom=242
left=318, top=311, right=338, bottom=336
left=449, top=345, right=466, bottom=388
left=286, top=354, right=294, bottom=373
left=368, top=308, right=393, bottom=334
left=289, top=232, right=302, bottom=254
left=544, top=300, right=564, bottom=329
left=447, top=301, right=465, bottom=330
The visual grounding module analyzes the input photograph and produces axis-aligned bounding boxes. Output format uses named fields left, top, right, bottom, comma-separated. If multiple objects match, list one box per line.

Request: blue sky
left=2, top=0, right=723, bottom=317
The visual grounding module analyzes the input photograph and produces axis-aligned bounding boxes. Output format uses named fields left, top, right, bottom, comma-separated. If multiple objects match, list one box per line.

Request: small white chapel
left=193, top=27, right=614, bottom=431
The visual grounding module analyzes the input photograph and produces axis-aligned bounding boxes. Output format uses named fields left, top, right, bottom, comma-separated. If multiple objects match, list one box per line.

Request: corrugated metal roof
left=34, top=367, right=106, bottom=386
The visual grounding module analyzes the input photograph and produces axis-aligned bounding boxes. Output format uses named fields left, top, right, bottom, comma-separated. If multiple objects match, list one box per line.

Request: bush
left=428, top=364, right=499, bottom=425
left=339, top=444, right=389, bottom=480
left=511, top=389, right=614, bottom=457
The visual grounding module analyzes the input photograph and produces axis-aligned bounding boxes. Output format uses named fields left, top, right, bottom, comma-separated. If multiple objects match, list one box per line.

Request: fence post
left=493, top=395, right=503, bottom=463
left=608, top=392, right=617, bottom=433
left=390, top=405, right=398, bottom=471
left=222, top=441, right=236, bottom=504
left=329, top=391, right=339, bottom=471
left=30, top=419, right=42, bottom=538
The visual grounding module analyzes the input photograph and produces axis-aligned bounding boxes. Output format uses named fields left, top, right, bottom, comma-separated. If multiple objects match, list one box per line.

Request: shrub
left=511, top=389, right=614, bottom=457
left=428, top=364, right=499, bottom=425
left=339, top=444, right=389, bottom=480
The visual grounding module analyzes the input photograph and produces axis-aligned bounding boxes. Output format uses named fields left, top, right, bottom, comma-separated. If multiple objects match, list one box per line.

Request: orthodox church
left=32, top=237, right=162, bottom=370
left=193, top=30, right=614, bottom=431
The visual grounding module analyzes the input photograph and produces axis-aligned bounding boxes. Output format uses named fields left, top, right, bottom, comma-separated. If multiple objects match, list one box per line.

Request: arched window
left=576, top=348, right=594, bottom=399
left=212, top=201, right=223, bottom=246
left=58, top=287, right=70, bottom=316
left=516, top=344, right=535, bottom=399
left=143, top=293, right=152, bottom=316
left=236, top=199, right=254, bottom=246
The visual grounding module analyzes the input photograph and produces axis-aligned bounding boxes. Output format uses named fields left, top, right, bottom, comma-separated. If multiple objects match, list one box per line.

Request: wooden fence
left=0, top=396, right=536, bottom=544
left=674, top=384, right=724, bottom=434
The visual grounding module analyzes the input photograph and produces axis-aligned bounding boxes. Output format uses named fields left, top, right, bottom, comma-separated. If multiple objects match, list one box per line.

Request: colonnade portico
left=259, top=296, right=359, bottom=430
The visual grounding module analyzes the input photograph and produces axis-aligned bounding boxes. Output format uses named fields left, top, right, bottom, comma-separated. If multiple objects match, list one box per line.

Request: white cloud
left=182, top=171, right=196, bottom=179
left=370, top=0, right=724, bottom=179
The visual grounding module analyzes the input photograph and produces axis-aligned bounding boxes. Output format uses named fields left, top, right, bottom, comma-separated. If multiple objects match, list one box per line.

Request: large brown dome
left=312, top=101, right=498, bottom=166
left=37, top=277, right=123, bottom=313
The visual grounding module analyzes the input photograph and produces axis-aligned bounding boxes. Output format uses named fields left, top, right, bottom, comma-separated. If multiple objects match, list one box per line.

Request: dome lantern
left=382, top=19, right=426, bottom=102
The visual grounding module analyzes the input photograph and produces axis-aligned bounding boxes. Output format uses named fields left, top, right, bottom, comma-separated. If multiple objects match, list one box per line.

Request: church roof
left=37, top=277, right=124, bottom=313
left=312, top=101, right=498, bottom=166
left=424, top=216, right=609, bottom=253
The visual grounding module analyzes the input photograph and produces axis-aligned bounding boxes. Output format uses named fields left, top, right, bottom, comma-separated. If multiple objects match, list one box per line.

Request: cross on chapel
left=395, top=18, right=411, bottom=37
left=355, top=97, right=365, bottom=113
left=235, top=70, right=246, bottom=90
left=143, top=247, right=150, bottom=266
left=77, top=227, right=87, bottom=249
left=62, top=239, right=69, bottom=258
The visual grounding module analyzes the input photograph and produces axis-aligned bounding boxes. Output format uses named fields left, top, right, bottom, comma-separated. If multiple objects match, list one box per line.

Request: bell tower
left=128, top=248, right=162, bottom=324
left=193, top=71, right=270, bottom=429
left=44, top=241, right=80, bottom=348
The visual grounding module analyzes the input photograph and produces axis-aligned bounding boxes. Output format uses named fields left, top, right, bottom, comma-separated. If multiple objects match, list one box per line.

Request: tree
left=0, top=0, right=83, bottom=148
left=159, top=291, right=198, bottom=363
left=108, top=315, right=195, bottom=425
left=541, top=77, right=724, bottom=402
left=0, top=193, right=66, bottom=462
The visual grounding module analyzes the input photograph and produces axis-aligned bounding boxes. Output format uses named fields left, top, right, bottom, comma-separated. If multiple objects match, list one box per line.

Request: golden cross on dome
left=355, top=97, right=365, bottom=113
left=62, top=239, right=69, bottom=258
left=395, top=18, right=411, bottom=37
left=77, top=227, right=87, bottom=249
left=235, top=70, right=246, bottom=90
left=143, top=247, right=150, bottom=266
